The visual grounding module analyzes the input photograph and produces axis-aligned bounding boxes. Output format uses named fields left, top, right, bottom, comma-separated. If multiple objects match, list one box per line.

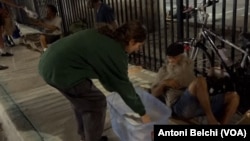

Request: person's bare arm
left=151, top=79, right=181, bottom=97
left=39, top=22, right=59, bottom=31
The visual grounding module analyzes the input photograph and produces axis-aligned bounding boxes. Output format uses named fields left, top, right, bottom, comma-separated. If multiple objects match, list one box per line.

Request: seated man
left=34, top=4, right=62, bottom=52
left=151, top=42, right=239, bottom=124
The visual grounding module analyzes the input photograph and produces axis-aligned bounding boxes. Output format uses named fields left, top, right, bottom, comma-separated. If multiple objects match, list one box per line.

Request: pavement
left=0, top=24, right=180, bottom=141
left=0, top=22, right=248, bottom=141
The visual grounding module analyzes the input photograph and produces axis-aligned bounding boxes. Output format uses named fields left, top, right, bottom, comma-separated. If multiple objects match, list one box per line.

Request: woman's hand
left=141, top=114, right=151, bottom=123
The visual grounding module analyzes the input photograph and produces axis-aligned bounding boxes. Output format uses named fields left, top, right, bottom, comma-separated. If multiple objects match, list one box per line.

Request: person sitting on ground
left=33, top=4, right=62, bottom=52
left=151, top=42, right=240, bottom=124
left=88, top=0, right=118, bottom=30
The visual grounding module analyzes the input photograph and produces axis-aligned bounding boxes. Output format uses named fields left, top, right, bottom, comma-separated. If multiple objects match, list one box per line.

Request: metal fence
left=13, top=0, right=250, bottom=71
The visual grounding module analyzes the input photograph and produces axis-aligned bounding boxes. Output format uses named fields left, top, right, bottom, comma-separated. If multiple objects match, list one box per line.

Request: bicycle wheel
left=185, top=41, right=214, bottom=76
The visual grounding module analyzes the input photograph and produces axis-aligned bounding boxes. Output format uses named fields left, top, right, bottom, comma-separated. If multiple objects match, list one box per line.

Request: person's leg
left=39, top=34, right=47, bottom=51
left=220, top=92, right=239, bottom=124
left=187, top=76, right=219, bottom=124
left=82, top=106, right=106, bottom=141
left=73, top=108, right=85, bottom=140
left=58, top=79, right=107, bottom=141
left=0, top=25, right=13, bottom=56
left=40, top=34, right=60, bottom=51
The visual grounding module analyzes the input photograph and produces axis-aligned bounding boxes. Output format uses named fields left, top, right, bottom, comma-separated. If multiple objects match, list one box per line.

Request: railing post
left=176, top=0, right=184, bottom=42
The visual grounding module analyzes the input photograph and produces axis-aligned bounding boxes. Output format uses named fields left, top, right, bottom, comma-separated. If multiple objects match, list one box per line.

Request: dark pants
left=44, top=34, right=61, bottom=44
left=50, top=79, right=107, bottom=141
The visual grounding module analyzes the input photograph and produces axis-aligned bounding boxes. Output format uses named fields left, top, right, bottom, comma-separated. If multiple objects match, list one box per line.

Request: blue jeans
left=172, top=89, right=225, bottom=118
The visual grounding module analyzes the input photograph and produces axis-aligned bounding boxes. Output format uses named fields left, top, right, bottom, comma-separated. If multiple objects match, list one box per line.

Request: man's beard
left=167, top=62, right=179, bottom=74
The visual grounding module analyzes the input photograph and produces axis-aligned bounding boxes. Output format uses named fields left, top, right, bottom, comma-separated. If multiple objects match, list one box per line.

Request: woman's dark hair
left=98, top=20, right=147, bottom=46
left=47, top=4, right=57, bottom=14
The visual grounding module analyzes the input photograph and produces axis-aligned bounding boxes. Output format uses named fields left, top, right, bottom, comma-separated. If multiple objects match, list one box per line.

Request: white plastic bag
left=107, top=87, right=171, bottom=141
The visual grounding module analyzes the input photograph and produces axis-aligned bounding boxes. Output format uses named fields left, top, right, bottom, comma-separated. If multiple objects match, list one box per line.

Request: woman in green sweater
left=38, top=20, right=151, bottom=141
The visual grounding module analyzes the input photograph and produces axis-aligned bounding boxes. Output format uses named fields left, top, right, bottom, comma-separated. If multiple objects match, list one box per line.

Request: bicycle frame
left=204, top=29, right=250, bottom=68
left=189, top=1, right=250, bottom=77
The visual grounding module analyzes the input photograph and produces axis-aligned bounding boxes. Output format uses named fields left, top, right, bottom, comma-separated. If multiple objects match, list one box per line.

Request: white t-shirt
left=151, top=55, right=196, bottom=107
left=44, top=16, right=62, bottom=35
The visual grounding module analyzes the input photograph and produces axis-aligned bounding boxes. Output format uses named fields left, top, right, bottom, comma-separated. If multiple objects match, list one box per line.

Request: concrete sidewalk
left=0, top=23, right=246, bottom=141
left=0, top=44, right=121, bottom=141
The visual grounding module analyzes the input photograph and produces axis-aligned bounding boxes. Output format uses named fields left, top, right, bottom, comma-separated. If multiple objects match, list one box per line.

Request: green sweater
left=38, top=29, right=146, bottom=116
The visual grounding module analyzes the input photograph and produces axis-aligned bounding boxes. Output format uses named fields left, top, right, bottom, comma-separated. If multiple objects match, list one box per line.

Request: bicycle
left=182, top=0, right=250, bottom=114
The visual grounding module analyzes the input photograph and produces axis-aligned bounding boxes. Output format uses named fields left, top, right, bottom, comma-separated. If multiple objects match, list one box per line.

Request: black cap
left=165, top=42, right=184, bottom=56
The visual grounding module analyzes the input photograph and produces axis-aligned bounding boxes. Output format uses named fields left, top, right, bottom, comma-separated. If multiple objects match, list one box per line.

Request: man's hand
left=141, top=114, right=151, bottom=123
left=161, top=79, right=181, bottom=89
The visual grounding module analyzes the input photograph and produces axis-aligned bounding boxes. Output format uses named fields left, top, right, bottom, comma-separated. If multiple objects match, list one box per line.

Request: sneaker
left=1, top=52, right=13, bottom=57
left=80, top=136, right=108, bottom=141
left=99, top=136, right=108, bottom=141
left=0, top=65, right=8, bottom=70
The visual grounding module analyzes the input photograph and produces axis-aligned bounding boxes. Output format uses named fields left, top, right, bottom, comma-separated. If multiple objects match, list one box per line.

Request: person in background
left=0, top=0, right=22, bottom=56
left=87, top=0, right=118, bottom=30
left=33, top=4, right=62, bottom=52
left=151, top=42, right=239, bottom=124
left=38, top=20, right=151, bottom=141
left=0, top=0, right=23, bottom=70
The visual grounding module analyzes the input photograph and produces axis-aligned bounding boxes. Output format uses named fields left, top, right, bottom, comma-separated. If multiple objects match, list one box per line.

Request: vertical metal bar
left=67, top=0, right=73, bottom=24
left=107, top=0, right=110, bottom=5
left=90, top=3, right=95, bottom=26
left=134, top=0, right=140, bottom=64
left=129, top=0, right=133, bottom=20
left=176, top=0, right=184, bottom=41
left=74, top=0, right=79, bottom=19
left=78, top=0, right=84, bottom=20
left=145, top=0, right=151, bottom=69
left=58, top=0, right=67, bottom=34
left=231, top=0, right=237, bottom=62
left=124, top=0, right=132, bottom=63
left=76, top=0, right=81, bottom=19
left=82, top=0, right=87, bottom=19
left=193, top=0, right=197, bottom=70
left=212, top=0, right=216, bottom=31
left=163, top=0, right=168, bottom=66
left=221, top=0, right=226, bottom=47
left=62, top=0, right=69, bottom=30
left=243, top=0, right=249, bottom=32
left=134, top=0, right=138, bottom=19
left=211, top=0, right=216, bottom=64
left=185, top=0, right=189, bottom=39
left=115, top=0, right=120, bottom=24
left=72, top=0, right=77, bottom=21
left=157, top=0, right=163, bottom=68
left=139, top=0, right=146, bottom=67
left=128, top=0, right=137, bottom=64
left=86, top=0, right=93, bottom=28
left=82, top=0, right=89, bottom=27
left=170, top=0, right=174, bottom=43
left=150, top=0, right=156, bottom=71
left=111, top=0, right=114, bottom=8
left=120, top=0, right=124, bottom=23
left=124, top=0, right=128, bottom=21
